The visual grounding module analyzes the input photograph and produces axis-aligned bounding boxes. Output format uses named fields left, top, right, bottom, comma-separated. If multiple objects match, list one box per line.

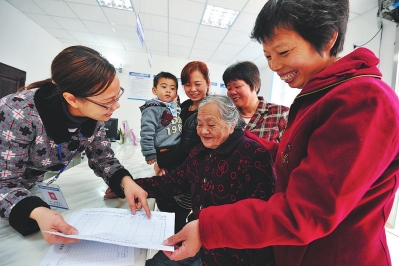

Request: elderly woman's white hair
left=198, top=95, right=246, bottom=129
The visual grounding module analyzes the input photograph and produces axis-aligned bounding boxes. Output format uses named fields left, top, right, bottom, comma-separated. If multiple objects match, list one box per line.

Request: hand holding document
left=44, top=208, right=175, bottom=251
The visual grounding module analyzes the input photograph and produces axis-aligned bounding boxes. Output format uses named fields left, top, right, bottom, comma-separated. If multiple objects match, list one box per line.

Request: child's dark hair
left=153, top=72, right=178, bottom=89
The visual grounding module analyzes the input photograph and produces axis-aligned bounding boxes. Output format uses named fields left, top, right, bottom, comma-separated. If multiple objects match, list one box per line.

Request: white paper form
left=39, top=241, right=135, bottom=266
left=45, top=208, right=175, bottom=251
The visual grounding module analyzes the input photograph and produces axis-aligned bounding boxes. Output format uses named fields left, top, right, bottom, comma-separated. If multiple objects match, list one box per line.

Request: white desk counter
left=0, top=142, right=156, bottom=266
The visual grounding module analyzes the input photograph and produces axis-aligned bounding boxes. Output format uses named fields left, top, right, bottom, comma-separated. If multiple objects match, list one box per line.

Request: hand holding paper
left=44, top=208, right=174, bottom=251
left=31, top=206, right=80, bottom=245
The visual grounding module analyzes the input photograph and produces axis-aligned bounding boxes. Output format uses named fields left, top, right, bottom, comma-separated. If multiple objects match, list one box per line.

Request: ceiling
left=6, top=0, right=378, bottom=69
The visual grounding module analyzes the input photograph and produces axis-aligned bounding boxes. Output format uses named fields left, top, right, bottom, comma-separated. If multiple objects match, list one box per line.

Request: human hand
left=146, top=158, right=156, bottom=165
left=121, top=176, right=151, bottom=218
left=103, top=187, right=118, bottom=199
left=30, top=207, right=80, bottom=245
left=153, top=163, right=166, bottom=176
left=163, top=220, right=201, bottom=261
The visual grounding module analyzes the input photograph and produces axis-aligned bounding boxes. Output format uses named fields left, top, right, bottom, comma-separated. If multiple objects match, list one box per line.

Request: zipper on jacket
left=294, top=74, right=380, bottom=101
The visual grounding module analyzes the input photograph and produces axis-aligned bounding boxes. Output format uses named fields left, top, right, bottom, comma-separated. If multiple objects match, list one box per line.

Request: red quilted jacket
left=199, top=48, right=399, bottom=266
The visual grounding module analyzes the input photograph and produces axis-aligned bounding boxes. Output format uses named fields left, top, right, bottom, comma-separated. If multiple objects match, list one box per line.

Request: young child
left=139, top=72, right=182, bottom=167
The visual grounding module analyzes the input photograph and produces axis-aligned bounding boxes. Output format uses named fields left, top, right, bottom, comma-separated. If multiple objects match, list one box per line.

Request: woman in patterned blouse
left=223, top=61, right=289, bottom=142
left=0, top=45, right=146, bottom=244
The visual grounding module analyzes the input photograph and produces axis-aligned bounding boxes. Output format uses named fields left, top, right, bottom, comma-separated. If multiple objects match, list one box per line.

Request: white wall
left=343, top=7, right=381, bottom=57
left=0, top=1, right=61, bottom=85
left=378, top=19, right=398, bottom=90
left=259, top=67, right=274, bottom=100
left=343, top=6, right=398, bottom=90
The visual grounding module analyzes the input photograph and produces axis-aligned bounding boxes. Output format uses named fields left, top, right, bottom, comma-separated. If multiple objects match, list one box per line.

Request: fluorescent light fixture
left=97, top=0, right=133, bottom=11
left=201, top=5, right=239, bottom=29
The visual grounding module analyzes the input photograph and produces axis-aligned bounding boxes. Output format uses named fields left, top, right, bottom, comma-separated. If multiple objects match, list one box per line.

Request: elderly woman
left=161, top=0, right=399, bottom=265
left=223, top=61, right=289, bottom=142
left=130, top=95, right=276, bottom=265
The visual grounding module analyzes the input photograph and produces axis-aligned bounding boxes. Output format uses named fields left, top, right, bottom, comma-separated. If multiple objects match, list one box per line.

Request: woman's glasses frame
left=84, top=87, right=125, bottom=110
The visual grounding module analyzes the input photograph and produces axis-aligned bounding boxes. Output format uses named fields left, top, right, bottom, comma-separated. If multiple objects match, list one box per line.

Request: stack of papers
left=40, top=208, right=175, bottom=266
left=40, top=241, right=136, bottom=266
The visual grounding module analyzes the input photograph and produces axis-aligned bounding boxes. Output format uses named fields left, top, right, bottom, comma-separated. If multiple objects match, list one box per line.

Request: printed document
left=39, top=240, right=136, bottom=266
left=45, top=208, right=175, bottom=251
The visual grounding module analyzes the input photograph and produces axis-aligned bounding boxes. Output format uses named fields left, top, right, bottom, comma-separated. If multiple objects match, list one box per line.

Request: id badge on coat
left=35, top=182, right=70, bottom=210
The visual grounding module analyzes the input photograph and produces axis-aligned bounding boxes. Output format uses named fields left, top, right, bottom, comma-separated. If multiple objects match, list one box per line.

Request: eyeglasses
left=85, top=87, right=125, bottom=110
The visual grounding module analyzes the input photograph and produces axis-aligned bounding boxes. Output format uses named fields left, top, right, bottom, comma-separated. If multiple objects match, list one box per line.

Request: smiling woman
left=0, top=45, right=145, bottom=247
left=61, top=77, right=122, bottom=121
left=197, top=96, right=236, bottom=149
left=223, top=61, right=289, bottom=142
left=84, top=87, right=125, bottom=110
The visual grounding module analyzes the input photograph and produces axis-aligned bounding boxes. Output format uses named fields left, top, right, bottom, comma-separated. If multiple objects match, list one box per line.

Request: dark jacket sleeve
left=134, top=164, right=191, bottom=198
left=9, top=196, right=50, bottom=236
left=157, top=111, right=200, bottom=168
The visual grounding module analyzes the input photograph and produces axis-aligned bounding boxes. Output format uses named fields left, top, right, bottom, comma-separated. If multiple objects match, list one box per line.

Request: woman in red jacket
left=158, top=0, right=399, bottom=265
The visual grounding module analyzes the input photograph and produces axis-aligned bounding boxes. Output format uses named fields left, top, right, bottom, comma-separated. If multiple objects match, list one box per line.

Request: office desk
left=0, top=142, right=156, bottom=266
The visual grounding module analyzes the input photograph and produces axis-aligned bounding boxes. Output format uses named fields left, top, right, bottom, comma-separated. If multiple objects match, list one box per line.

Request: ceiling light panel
left=201, top=4, right=239, bottom=29
left=97, top=0, right=133, bottom=11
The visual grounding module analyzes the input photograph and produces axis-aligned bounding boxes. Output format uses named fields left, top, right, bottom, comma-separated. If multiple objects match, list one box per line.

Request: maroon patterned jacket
left=135, top=129, right=276, bottom=265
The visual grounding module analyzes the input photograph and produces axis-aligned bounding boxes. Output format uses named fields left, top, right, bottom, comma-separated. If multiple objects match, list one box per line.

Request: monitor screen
left=104, top=118, right=119, bottom=141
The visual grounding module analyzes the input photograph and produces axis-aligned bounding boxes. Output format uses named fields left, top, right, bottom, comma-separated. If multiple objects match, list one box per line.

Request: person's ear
left=325, top=30, right=338, bottom=55
left=229, top=124, right=235, bottom=134
left=152, top=87, right=157, bottom=96
left=206, top=79, right=211, bottom=96
left=63, top=92, right=79, bottom=108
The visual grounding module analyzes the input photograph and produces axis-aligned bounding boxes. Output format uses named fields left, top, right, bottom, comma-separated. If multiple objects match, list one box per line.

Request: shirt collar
left=197, top=129, right=244, bottom=155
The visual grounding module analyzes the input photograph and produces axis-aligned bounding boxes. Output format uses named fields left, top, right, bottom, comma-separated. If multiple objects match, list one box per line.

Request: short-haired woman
left=223, top=61, right=289, bottom=141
